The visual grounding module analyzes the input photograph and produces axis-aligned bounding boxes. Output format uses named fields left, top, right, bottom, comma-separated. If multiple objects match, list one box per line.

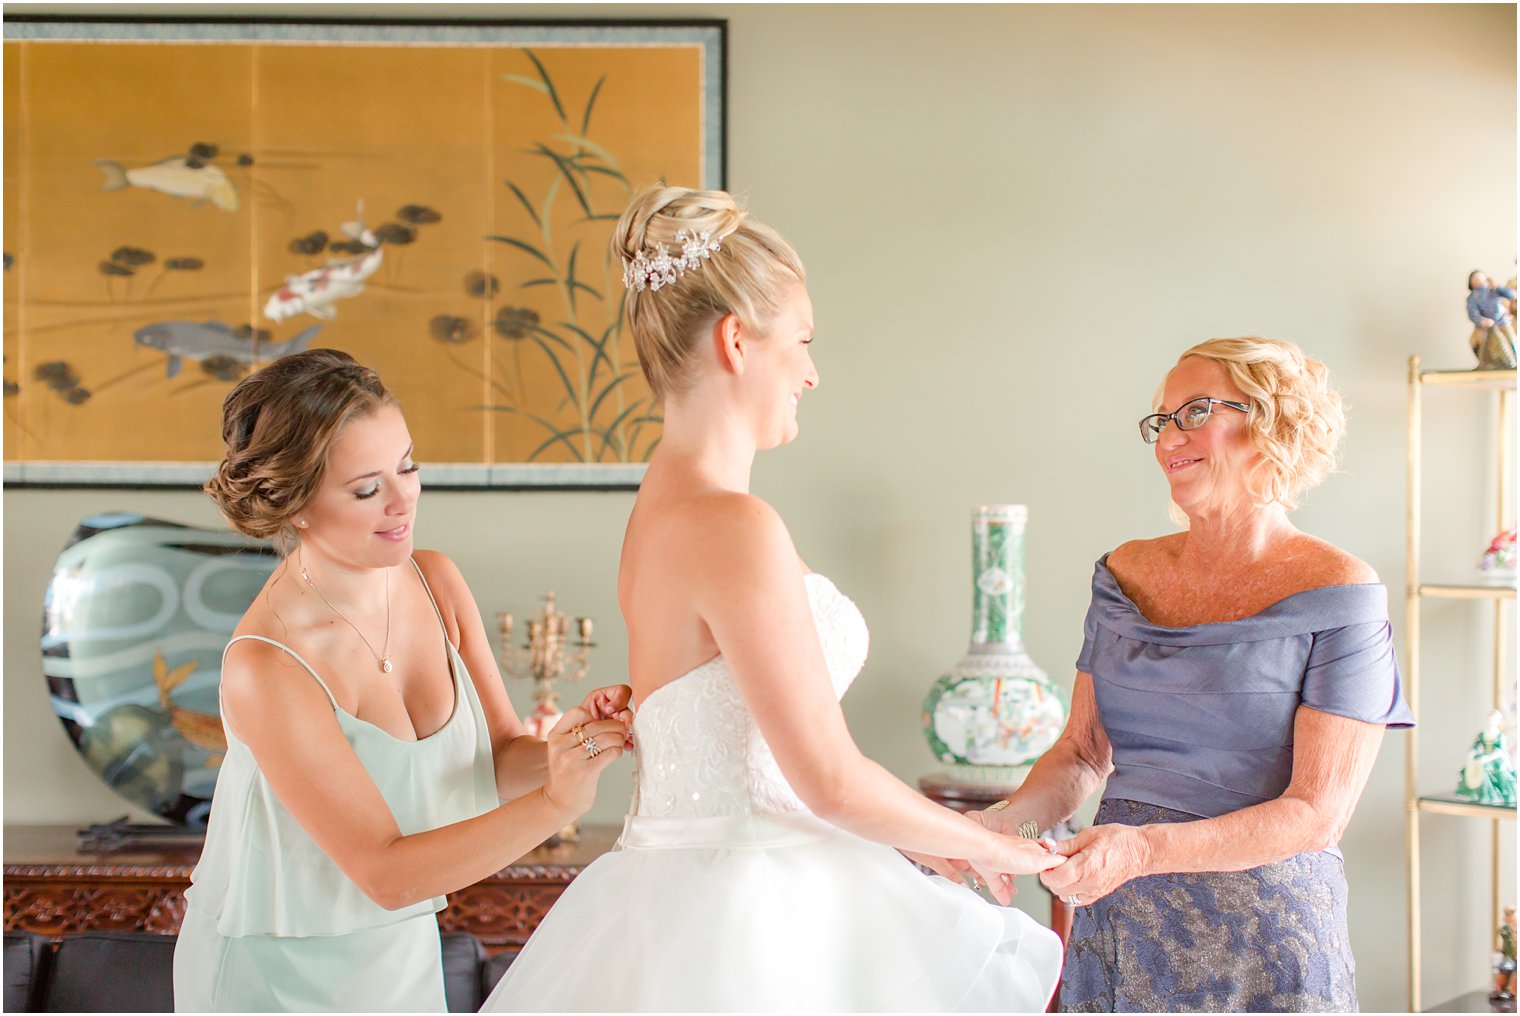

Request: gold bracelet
left=984, top=800, right=1042, bottom=841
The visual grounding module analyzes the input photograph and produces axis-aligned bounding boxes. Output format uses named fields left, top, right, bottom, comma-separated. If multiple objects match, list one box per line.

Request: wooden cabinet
left=2, top=823, right=619, bottom=953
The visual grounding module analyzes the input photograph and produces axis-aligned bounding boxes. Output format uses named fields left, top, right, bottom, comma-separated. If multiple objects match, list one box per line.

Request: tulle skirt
left=482, top=810, right=1062, bottom=1013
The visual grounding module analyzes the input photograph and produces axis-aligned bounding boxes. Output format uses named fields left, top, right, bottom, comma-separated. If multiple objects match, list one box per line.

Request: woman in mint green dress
left=173, top=350, right=633, bottom=1012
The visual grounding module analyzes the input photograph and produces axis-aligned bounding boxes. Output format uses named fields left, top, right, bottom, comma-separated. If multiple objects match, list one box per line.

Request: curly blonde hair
left=611, top=185, right=806, bottom=400
left=204, top=349, right=395, bottom=546
left=1163, top=337, right=1345, bottom=510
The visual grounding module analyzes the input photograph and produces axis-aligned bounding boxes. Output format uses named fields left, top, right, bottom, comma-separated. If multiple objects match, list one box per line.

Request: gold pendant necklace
left=299, top=547, right=393, bottom=673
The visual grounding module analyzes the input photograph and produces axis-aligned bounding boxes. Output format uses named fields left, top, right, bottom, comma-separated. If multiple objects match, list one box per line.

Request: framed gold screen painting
left=2, top=18, right=725, bottom=488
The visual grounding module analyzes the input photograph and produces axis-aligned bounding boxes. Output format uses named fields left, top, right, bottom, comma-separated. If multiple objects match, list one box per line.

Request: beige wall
left=4, top=4, right=1515, bottom=1011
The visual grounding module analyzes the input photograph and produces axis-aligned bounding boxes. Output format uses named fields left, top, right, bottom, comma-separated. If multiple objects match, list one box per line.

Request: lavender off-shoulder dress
left=1060, top=556, right=1414, bottom=1014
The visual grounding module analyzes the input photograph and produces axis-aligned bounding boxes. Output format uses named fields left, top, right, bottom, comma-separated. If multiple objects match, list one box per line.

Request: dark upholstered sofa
left=3, top=928, right=516, bottom=1012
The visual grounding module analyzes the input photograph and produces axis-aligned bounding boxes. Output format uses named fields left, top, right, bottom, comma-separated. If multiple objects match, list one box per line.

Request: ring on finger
left=569, top=723, right=586, bottom=741
left=1065, top=894, right=1081, bottom=906
left=580, top=735, right=603, bottom=759
left=969, top=877, right=982, bottom=892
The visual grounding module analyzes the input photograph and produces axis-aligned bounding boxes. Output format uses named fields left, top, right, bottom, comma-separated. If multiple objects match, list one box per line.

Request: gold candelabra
left=497, top=592, right=595, bottom=718
left=497, top=593, right=596, bottom=847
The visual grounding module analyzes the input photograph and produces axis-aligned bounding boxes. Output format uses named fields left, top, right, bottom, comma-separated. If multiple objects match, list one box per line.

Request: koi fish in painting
left=264, top=207, right=383, bottom=322
left=134, top=320, right=322, bottom=379
left=95, top=156, right=239, bottom=212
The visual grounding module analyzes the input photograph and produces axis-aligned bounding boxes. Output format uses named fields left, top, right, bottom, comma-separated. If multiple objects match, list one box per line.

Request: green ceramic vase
left=921, top=505, right=1066, bottom=784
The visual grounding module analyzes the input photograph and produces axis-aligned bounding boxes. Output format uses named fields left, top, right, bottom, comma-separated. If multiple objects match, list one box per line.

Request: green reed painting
left=3, top=19, right=724, bottom=488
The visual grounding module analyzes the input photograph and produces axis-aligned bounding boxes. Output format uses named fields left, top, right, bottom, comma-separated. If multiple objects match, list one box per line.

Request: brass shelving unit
left=1405, top=359, right=1517, bottom=1012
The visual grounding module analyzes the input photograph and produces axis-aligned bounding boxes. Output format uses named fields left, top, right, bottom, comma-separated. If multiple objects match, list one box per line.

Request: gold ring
left=581, top=736, right=602, bottom=759
left=569, top=723, right=585, bottom=740
left=985, top=800, right=1011, bottom=814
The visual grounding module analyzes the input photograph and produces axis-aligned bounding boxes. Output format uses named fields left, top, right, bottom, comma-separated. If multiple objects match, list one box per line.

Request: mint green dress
left=173, top=560, right=499, bottom=1012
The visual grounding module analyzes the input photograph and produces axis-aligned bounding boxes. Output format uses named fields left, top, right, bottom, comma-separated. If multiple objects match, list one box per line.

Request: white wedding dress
left=481, top=573, right=1062, bottom=1012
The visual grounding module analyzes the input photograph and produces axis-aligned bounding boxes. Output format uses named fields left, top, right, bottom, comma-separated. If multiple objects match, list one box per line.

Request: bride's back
left=619, top=469, right=748, bottom=706
left=609, top=182, right=812, bottom=707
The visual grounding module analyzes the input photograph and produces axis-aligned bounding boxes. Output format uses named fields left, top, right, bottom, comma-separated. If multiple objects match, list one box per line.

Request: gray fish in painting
left=133, top=321, right=321, bottom=379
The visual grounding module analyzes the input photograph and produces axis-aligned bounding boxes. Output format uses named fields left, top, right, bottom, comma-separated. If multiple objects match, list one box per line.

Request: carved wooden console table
left=3, top=823, right=618, bottom=953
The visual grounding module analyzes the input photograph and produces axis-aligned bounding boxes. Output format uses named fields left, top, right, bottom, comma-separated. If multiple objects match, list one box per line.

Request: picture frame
left=3, top=15, right=727, bottom=490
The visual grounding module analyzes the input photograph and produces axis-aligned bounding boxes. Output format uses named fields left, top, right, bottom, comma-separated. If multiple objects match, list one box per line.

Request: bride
left=482, top=186, right=1064, bottom=1012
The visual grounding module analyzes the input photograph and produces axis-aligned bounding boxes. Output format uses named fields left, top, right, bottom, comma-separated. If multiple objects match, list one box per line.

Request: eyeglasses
left=1138, top=397, right=1251, bottom=444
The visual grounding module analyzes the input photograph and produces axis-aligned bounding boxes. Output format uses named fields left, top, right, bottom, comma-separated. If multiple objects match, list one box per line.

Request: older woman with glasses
left=956, top=337, right=1414, bottom=1011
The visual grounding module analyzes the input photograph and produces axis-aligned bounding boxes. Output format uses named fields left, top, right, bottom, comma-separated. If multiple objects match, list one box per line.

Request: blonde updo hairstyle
left=612, top=185, right=806, bottom=400
left=205, top=348, right=396, bottom=547
left=1161, top=337, right=1345, bottom=512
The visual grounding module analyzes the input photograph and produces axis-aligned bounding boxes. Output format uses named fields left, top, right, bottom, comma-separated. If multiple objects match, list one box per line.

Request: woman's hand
left=900, top=848, right=973, bottom=883
left=540, top=704, right=629, bottom=817
left=903, top=809, right=1067, bottom=902
left=966, top=804, right=1021, bottom=837
left=961, top=833, right=1066, bottom=906
left=1038, top=824, right=1151, bottom=906
left=578, top=684, right=635, bottom=748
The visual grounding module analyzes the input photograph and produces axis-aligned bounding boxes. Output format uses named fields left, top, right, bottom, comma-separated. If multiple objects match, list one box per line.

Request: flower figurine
left=1480, top=528, right=1517, bottom=579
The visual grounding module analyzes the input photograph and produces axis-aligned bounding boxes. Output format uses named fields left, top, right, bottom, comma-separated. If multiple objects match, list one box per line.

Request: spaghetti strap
left=224, top=634, right=340, bottom=710
left=408, top=556, right=451, bottom=640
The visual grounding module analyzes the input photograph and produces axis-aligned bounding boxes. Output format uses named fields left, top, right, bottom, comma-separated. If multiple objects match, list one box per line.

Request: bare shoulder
left=684, top=491, right=794, bottom=560
left=412, top=549, right=469, bottom=605
left=1106, top=534, right=1183, bottom=579
left=412, top=548, right=463, bottom=584
left=219, top=634, right=335, bottom=736
left=1289, top=534, right=1380, bottom=588
left=697, top=490, right=785, bottom=526
left=653, top=492, right=801, bottom=609
left=410, top=549, right=474, bottom=642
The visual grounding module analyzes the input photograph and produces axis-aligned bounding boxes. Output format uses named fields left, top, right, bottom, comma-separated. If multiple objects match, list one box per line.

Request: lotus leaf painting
left=3, top=20, right=725, bottom=487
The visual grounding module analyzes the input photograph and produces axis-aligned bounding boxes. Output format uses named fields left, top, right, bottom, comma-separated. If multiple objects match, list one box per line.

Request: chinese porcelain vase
left=922, top=505, right=1066, bottom=784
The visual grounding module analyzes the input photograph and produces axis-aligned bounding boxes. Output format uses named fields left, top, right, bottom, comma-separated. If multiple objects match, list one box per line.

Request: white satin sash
left=617, top=810, right=837, bottom=852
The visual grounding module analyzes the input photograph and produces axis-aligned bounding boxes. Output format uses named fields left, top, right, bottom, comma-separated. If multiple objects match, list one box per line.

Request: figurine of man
left=1457, top=710, right=1518, bottom=807
left=1468, top=270, right=1518, bottom=369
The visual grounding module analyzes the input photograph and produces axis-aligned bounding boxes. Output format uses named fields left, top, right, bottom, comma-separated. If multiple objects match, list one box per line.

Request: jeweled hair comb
left=622, top=229, right=721, bottom=293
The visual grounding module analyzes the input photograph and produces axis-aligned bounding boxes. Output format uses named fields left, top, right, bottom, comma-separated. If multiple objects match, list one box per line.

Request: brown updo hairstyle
left=611, top=185, right=806, bottom=400
left=204, top=348, right=396, bottom=546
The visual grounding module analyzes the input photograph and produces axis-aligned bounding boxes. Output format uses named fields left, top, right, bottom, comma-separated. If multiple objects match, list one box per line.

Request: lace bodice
left=630, top=573, right=870, bottom=819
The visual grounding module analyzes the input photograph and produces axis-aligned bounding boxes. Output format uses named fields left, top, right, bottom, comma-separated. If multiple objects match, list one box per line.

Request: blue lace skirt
left=1059, top=799, right=1358, bottom=1013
